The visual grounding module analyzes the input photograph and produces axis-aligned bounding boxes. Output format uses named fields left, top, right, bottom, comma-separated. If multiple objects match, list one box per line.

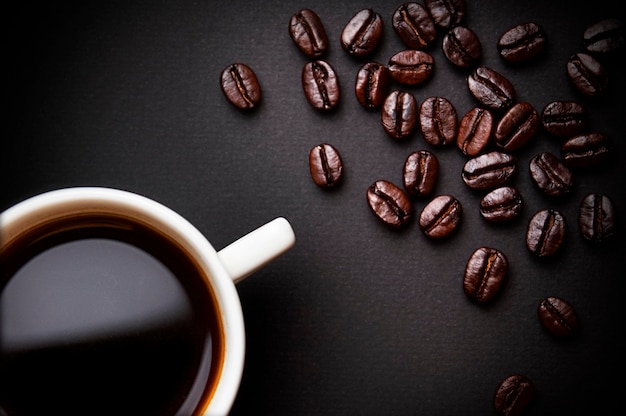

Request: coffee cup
left=0, top=187, right=295, bottom=416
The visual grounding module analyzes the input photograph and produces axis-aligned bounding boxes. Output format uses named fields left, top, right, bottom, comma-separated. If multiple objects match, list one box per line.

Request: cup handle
left=217, top=217, right=295, bottom=283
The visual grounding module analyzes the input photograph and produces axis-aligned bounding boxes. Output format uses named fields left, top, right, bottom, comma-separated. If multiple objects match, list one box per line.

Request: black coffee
left=497, top=22, right=547, bottom=63
left=381, top=90, right=418, bottom=139
left=301, top=60, right=340, bottom=111
left=340, top=8, right=384, bottom=58
left=526, top=209, right=566, bottom=257
left=419, top=96, right=458, bottom=147
left=288, top=9, right=329, bottom=58
left=391, top=2, right=437, bottom=50
left=424, top=0, right=465, bottom=29
left=0, top=216, right=222, bottom=416
left=220, top=63, right=262, bottom=110
left=462, top=151, right=517, bottom=191
left=537, top=296, right=579, bottom=337
left=467, top=66, right=516, bottom=110
left=463, top=247, right=508, bottom=303
left=442, top=26, right=482, bottom=68
left=419, top=194, right=462, bottom=239
left=403, top=150, right=439, bottom=197
left=388, top=50, right=435, bottom=85
left=541, top=100, right=588, bottom=138
left=355, top=61, right=390, bottom=109
left=494, top=102, right=540, bottom=151
left=309, top=143, right=343, bottom=188
left=493, top=374, right=534, bottom=416
left=366, top=180, right=413, bottom=228
left=457, top=107, right=493, bottom=156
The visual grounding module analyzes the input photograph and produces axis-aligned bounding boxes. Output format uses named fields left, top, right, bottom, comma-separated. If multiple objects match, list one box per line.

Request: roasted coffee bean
left=463, top=247, right=508, bottom=303
left=220, top=63, right=262, bottom=110
left=288, top=9, right=329, bottom=58
left=309, top=143, right=343, bottom=188
left=424, top=0, right=465, bottom=29
left=561, top=132, right=613, bottom=168
left=494, top=374, right=534, bottom=416
left=403, top=150, right=439, bottom=197
left=341, top=8, right=384, bottom=58
left=462, top=151, right=517, bottom=191
left=355, top=62, right=390, bottom=109
left=529, top=152, right=573, bottom=197
left=526, top=209, right=566, bottom=257
left=494, top=102, right=540, bottom=151
left=468, top=66, right=515, bottom=110
left=381, top=90, right=418, bottom=139
left=442, top=26, right=482, bottom=68
left=537, top=296, right=579, bottom=337
left=480, top=186, right=523, bottom=223
left=392, top=2, right=437, bottom=50
left=583, top=18, right=624, bottom=54
left=579, top=193, right=616, bottom=243
left=388, top=50, right=435, bottom=85
left=457, top=107, right=493, bottom=156
left=419, top=96, right=458, bottom=147
left=366, top=180, right=413, bottom=228
left=419, top=194, right=462, bottom=239
left=301, top=60, right=340, bottom=111
left=541, top=100, right=588, bottom=138
left=566, top=52, right=608, bottom=97
left=497, top=22, right=547, bottom=63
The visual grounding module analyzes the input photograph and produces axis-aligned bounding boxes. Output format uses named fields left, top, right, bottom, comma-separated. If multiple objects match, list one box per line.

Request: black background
left=4, top=1, right=626, bottom=414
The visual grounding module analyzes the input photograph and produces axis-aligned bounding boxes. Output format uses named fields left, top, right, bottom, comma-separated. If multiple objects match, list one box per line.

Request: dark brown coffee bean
left=288, top=9, right=329, bottom=58
left=419, top=96, right=458, bottom=147
left=388, top=50, right=435, bottom=85
left=526, top=209, right=566, bottom=257
left=366, top=180, right=413, bottom=228
left=457, top=107, right=493, bottom=156
left=403, top=150, right=439, bottom=197
left=442, top=26, right=482, bottom=68
left=494, top=374, right=534, bottom=416
left=309, top=143, right=343, bottom=188
left=529, top=152, right=573, bottom=197
left=355, top=62, right=390, bottom=109
left=497, top=22, right=547, bottom=63
left=541, top=100, right=588, bottom=138
left=537, top=296, right=579, bottom=337
left=341, top=8, right=384, bottom=58
left=220, top=63, right=262, bottom=110
left=480, top=186, right=523, bottom=223
left=579, top=193, right=616, bottom=243
left=494, top=102, right=540, bottom=151
left=301, top=60, right=340, bottom=111
left=381, top=90, right=418, bottom=139
left=424, top=0, right=465, bottom=29
left=468, top=66, right=516, bottom=110
left=462, top=151, right=517, bottom=191
left=561, top=132, right=613, bottom=168
left=463, top=247, right=508, bottom=303
left=392, top=2, right=437, bottom=50
left=419, top=194, right=462, bottom=239
left=583, top=18, right=624, bottom=54
left=566, top=52, right=608, bottom=97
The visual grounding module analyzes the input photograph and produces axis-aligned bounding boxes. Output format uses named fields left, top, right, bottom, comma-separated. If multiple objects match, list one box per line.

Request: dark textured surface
left=4, top=1, right=625, bottom=414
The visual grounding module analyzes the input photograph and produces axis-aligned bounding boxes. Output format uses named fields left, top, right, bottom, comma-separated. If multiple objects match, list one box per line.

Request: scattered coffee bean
left=366, top=180, right=413, bottom=228
left=579, top=193, right=616, bottom=243
left=388, top=50, right=435, bottom=85
left=468, top=66, right=516, bottom=110
left=583, top=18, right=624, bottom=54
left=341, top=8, right=384, bottom=58
left=355, top=62, right=390, bottom=109
left=493, top=374, right=534, bottom=416
left=462, top=151, right=517, bottom=191
left=419, top=96, right=458, bottom=147
left=301, top=60, right=340, bottom=111
left=424, top=0, right=465, bottom=29
left=463, top=247, right=508, bottom=303
left=381, top=90, right=418, bottom=139
left=288, top=9, right=329, bottom=58
left=480, top=186, right=523, bottom=223
left=392, top=2, right=437, bottom=50
left=537, top=296, right=579, bottom=337
left=442, top=26, right=482, bottom=68
left=497, top=22, right=547, bottom=63
left=494, top=102, right=540, bottom=151
left=309, top=143, right=343, bottom=188
left=529, top=152, right=573, bottom=197
left=560, top=132, right=613, bottom=168
left=419, top=194, right=463, bottom=239
left=403, top=150, right=439, bottom=197
left=220, top=63, right=262, bottom=110
left=457, top=107, right=493, bottom=156
left=541, top=100, right=588, bottom=138
left=566, top=52, right=608, bottom=97
left=526, top=209, right=566, bottom=257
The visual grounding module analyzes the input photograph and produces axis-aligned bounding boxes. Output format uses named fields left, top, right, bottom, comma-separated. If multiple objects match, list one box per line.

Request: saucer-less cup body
left=0, top=187, right=295, bottom=415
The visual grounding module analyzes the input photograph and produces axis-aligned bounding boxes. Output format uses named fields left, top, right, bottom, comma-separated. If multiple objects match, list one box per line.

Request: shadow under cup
left=0, top=190, right=238, bottom=416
